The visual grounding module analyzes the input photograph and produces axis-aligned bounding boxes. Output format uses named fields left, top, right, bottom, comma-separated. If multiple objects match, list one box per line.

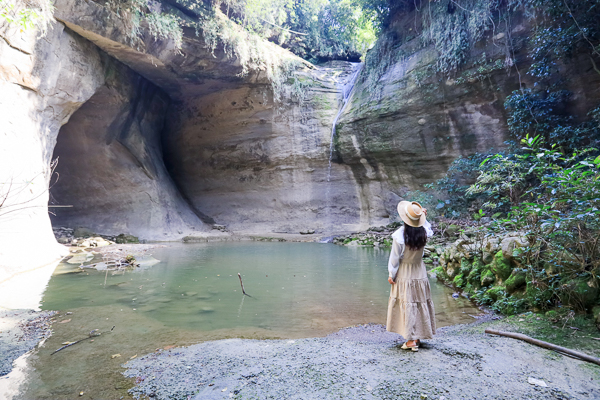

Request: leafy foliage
left=505, top=89, right=600, bottom=149
left=215, top=0, right=385, bottom=62
left=0, top=0, right=54, bottom=34
left=105, top=0, right=183, bottom=49
left=465, top=136, right=600, bottom=312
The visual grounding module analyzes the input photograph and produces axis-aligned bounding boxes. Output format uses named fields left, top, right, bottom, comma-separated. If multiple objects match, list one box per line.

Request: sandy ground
left=124, top=318, right=600, bottom=400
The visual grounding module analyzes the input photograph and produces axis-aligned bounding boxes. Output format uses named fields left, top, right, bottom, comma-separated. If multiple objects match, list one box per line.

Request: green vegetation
left=104, top=0, right=183, bottom=49
left=435, top=136, right=600, bottom=316
left=0, top=0, right=54, bottom=34
left=425, top=0, right=600, bottom=316
left=215, top=0, right=385, bottom=62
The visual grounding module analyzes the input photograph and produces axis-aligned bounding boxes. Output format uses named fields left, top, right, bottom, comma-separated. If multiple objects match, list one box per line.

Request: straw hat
left=397, top=201, right=427, bottom=227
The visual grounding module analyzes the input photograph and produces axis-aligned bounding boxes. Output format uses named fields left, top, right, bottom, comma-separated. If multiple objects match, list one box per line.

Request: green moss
left=491, top=295, right=527, bottom=316
left=432, top=266, right=443, bottom=275
left=525, top=279, right=554, bottom=310
left=467, top=257, right=484, bottom=286
left=434, top=266, right=449, bottom=282
left=593, top=306, right=600, bottom=325
left=505, top=270, right=527, bottom=293
left=453, top=273, right=465, bottom=288
left=480, top=269, right=495, bottom=287
left=463, top=283, right=476, bottom=297
left=565, top=278, right=599, bottom=310
left=459, top=258, right=473, bottom=275
left=545, top=310, right=559, bottom=321
left=486, top=285, right=506, bottom=302
left=490, top=250, right=513, bottom=282
left=115, top=234, right=139, bottom=244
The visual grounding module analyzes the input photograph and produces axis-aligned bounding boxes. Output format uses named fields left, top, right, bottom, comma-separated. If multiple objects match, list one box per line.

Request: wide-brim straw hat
left=397, top=201, right=427, bottom=227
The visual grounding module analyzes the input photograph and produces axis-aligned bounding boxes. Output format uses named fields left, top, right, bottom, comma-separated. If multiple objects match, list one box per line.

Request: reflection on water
left=15, top=242, right=480, bottom=399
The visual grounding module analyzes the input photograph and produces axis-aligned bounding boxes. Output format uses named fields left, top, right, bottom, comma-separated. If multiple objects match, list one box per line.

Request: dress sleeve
left=423, top=220, right=434, bottom=238
left=388, top=238, right=405, bottom=279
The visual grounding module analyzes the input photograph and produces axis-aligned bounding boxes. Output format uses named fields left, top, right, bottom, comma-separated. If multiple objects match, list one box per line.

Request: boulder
left=73, top=227, right=96, bottom=238
left=115, top=234, right=139, bottom=244
left=490, top=250, right=513, bottom=282
left=482, top=251, right=494, bottom=265
left=505, top=270, right=527, bottom=293
left=453, top=274, right=465, bottom=288
left=446, top=262, right=460, bottom=279
left=566, top=278, right=599, bottom=310
left=444, top=225, right=460, bottom=238
left=480, top=269, right=495, bottom=287
left=501, top=235, right=528, bottom=259
left=485, top=286, right=506, bottom=301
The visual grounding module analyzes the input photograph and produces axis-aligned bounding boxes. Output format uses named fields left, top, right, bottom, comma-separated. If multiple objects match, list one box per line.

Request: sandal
left=401, top=341, right=419, bottom=351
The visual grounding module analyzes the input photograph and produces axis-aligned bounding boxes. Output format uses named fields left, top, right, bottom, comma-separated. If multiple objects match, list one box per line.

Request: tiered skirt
left=386, top=262, right=436, bottom=340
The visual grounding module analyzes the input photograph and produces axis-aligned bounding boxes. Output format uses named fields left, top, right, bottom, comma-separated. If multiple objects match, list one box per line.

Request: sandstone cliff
left=2, top=0, right=599, bottom=272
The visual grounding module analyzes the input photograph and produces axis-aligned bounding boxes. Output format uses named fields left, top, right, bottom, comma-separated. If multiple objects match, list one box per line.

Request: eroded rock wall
left=0, top=21, right=105, bottom=271
left=163, top=63, right=366, bottom=234
left=50, top=57, right=210, bottom=240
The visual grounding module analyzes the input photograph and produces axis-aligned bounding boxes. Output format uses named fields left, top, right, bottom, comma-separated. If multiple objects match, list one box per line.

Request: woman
left=386, top=201, right=436, bottom=352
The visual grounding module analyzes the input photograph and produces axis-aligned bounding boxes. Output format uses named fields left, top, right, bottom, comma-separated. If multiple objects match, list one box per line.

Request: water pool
left=14, top=242, right=480, bottom=399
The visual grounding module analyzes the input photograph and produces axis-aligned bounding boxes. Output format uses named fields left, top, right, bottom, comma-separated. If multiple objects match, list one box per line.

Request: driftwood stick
left=51, top=326, right=115, bottom=355
left=238, top=273, right=251, bottom=297
left=485, top=329, right=600, bottom=366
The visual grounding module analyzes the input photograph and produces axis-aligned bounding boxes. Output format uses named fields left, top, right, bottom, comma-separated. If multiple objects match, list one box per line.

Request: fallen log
left=485, top=328, right=600, bottom=366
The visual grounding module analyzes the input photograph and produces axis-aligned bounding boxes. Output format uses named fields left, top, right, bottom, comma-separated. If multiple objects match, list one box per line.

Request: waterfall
left=324, top=63, right=363, bottom=233
left=327, top=63, right=363, bottom=183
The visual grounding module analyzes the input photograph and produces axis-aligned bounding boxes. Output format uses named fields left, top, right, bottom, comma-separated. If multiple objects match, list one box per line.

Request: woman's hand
left=423, top=208, right=428, bottom=216
left=388, top=277, right=395, bottom=285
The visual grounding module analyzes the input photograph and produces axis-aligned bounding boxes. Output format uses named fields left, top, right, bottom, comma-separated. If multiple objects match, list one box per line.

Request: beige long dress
left=386, top=229, right=436, bottom=340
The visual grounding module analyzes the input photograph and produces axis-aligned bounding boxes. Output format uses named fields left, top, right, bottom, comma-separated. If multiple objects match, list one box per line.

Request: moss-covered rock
left=565, top=278, right=599, bottom=310
left=115, top=234, right=139, bottom=244
left=482, top=251, right=494, bottom=265
left=453, top=273, right=465, bottom=288
left=466, top=257, right=484, bottom=286
left=485, top=285, right=506, bottom=302
left=545, top=310, right=559, bottom=321
left=446, top=262, right=460, bottom=279
left=593, top=306, right=600, bottom=326
left=525, top=279, right=553, bottom=310
left=480, top=269, right=495, bottom=287
left=459, top=258, right=472, bottom=275
left=433, top=266, right=449, bottom=282
left=444, top=224, right=459, bottom=237
left=505, top=269, right=527, bottom=293
left=490, top=250, right=513, bottom=282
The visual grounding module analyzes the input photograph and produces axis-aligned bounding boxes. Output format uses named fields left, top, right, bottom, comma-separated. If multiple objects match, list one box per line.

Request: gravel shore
left=124, top=319, right=600, bottom=400
left=0, top=310, right=55, bottom=377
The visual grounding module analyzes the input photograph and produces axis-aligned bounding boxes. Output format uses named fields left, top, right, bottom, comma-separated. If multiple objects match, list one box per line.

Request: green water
left=16, top=242, right=480, bottom=399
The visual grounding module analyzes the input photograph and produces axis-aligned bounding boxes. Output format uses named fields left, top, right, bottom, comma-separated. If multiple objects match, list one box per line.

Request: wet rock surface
left=124, top=320, right=600, bottom=399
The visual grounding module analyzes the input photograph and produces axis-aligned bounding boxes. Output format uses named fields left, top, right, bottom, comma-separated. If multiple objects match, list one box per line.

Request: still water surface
left=16, top=242, right=480, bottom=399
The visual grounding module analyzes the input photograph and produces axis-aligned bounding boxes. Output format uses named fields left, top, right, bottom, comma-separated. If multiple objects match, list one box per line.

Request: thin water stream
left=326, top=63, right=363, bottom=184
left=13, top=242, right=479, bottom=399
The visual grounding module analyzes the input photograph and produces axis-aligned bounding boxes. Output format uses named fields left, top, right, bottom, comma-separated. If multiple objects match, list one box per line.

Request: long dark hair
left=403, top=223, right=427, bottom=251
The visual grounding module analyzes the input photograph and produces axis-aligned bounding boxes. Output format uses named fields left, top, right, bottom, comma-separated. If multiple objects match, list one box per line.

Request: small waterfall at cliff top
left=323, top=62, right=363, bottom=234
left=327, top=63, right=363, bottom=183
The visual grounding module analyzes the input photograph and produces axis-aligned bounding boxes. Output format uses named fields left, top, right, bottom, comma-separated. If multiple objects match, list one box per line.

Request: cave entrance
left=49, top=65, right=209, bottom=241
